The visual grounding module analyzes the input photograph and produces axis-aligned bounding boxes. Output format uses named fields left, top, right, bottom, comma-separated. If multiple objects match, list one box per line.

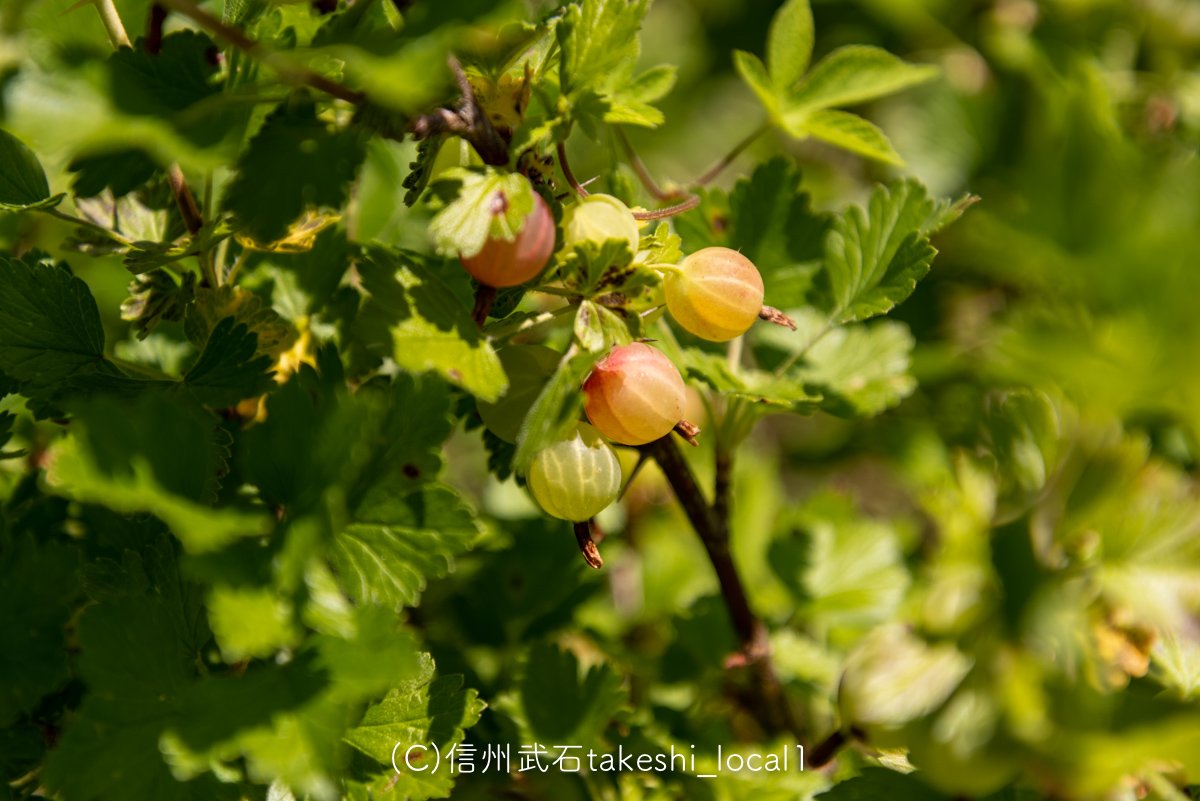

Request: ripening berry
left=561, top=194, right=640, bottom=256
left=527, top=423, right=622, bottom=521
left=664, top=247, right=764, bottom=341
left=460, top=191, right=555, bottom=288
left=583, top=342, right=685, bottom=446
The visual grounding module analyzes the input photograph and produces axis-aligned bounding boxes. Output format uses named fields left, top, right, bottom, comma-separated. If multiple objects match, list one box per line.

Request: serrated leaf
left=69, top=149, right=160, bottom=198
left=558, top=0, right=650, bottom=98
left=0, top=128, right=63, bottom=211
left=604, top=64, right=677, bottom=128
left=359, top=251, right=507, bottom=401
left=426, top=168, right=536, bottom=260
left=121, top=270, right=197, bottom=340
left=681, top=349, right=819, bottom=410
left=797, top=109, right=904, bottom=166
left=224, top=99, right=367, bottom=244
left=795, top=319, right=916, bottom=416
left=0, top=535, right=80, bottom=726
left=789, top=45, right=938, bottom=111
left=0, top=253, right=147, bottom=403
left=182, top=316, right=276, bottom=406
left=768, top=0, right=814, bottom=91
left=724, top=158, right=830, bottom=309
left=41, top=535, right=238, bottom=801
left=823, top=179, right=941, bottom=323
left=46, top=394, right=272, bottom=553
left=518, top=642, right=626, bottom=747
left=512, top=348, right=602, bottom=472
left=344, top=656, right=485, bottom=801
left=331, top=485, right=481, bottom=610
left=733, top=50, right=779, bottom=117
left=574, top=300, right=633, bottom=353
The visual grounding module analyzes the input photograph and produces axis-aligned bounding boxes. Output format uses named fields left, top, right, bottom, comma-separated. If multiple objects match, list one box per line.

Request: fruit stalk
left=643, top=435, right=802, bottom=739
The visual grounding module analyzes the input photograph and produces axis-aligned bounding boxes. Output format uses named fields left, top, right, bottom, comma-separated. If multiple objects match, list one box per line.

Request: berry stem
left=808, top=730, right=848, bottom=768
left=572, top=520, right=604, bottom=569
left=557, top=140, right=591, bottom=198
left=642, top=435, right=804, bottom=740
left=632, top=195, right=701, bottom=221
left=615, top=128, right=686, bottom=202
left=471, top=284, right=497, bottom=328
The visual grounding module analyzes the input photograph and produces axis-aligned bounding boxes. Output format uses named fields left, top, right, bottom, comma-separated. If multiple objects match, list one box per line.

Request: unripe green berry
left=583, top=342, right=685, bottom=446
left=665, top=247, right=764, bottom=341
left=527, top=423, right=622, bottom=522
left=561, top=194, right=640, bottom=257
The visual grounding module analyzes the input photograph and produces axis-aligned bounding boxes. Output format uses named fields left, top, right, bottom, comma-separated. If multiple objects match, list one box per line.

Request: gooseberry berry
left=527, top=423, right=622, bottom=522
left=561, top=194, right=640, bottom=256
left=664, top=246, right=764, bottom=341
left=459, top=190, right=555, bottom=288
left=583, top=342, right=685, bottom=446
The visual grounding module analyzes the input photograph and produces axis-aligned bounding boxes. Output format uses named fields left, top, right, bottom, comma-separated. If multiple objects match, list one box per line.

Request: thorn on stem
left=759, top=305, right=797, bottom=330
left=673, top=419, right=701, bottom=446
left=573, top=520, right=604, bottom=569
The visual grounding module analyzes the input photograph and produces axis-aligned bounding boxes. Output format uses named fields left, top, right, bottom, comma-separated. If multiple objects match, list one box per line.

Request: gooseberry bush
left=3, top=1, right=1200, bottom=800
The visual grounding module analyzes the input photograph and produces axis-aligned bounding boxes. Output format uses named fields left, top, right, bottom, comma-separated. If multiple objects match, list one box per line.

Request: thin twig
left=556, top=141, right=590, bottom=198
left=689, top=122, right=770, bottom=189
left=808, top=730, right=849, bottom=768
left=40, top=207, right=134, bottom=247
left=156, top=0, right=365, bottom=104
left=167, top=164, right=204, bottom=235
left=632, top=194, right=700, bottom=221
left=615, top=128, right=683, bottom=202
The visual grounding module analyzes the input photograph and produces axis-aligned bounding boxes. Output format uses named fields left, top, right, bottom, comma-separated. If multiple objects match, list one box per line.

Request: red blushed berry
left=583, top=342, right=685, bottom=446
left=459, top=192, right=555, bottom=288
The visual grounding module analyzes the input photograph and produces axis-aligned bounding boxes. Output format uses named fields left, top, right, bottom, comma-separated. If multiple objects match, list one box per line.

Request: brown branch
left=642, top=436, right=802, bottom=738
left=410, top=56, right=509, bottom=166
left=156, top=0, right=365, bottom=104
left=808, top=729, right=848, bottom=768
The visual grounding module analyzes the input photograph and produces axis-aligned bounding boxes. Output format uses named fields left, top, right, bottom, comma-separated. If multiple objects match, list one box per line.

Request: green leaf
left=603, top=64, right=677, bottom=128
left=182, top=316, right=276, bottom=407
left=69, top=149, right=159, bottom=198
left=681, top=348, right=819, bottom=410
left=733, top=50, right=779, bottom=117
left=768, top=0, right=814, bottom=91
left=41, top=535, right=237, bottom=801
left=0, top=535, right=80, bottom=726
left=0, top=253, right=147, bottom=404
left=512, top=348, right=602, bottom=472
left=557, top=0, right=650, bottom=98
left=776, top=493, right=908, bottom=630
left=224, top=99, right=367, bottom=244
left=816, top=767, right=949, bottom=801
left=725, top=157, right=830, bottom=309
left=426, top=168, right=537, bottom=260
left=518, top=642, right=626, bottom=747
left=344, top=664, right=484, bottom=800
left=206, top=585, right=300, bottom=661
left=794, top=318, right=917, bottom=416
left=822, top=179, right=942, bottom=324
left=574, top=300, right=634, bottom=353
left=121, top=271, right=197, bottom=340
left=331, top=485, right=481, bottom=610
left=46, top=394, right=272, bottom=553
left=789, top=45, right=938, bottom=111
left=797, top=109, right=905, bottom=166
left=359, top=250, right=508, bottom=401
left=0, top=128, right=63, bottom=211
